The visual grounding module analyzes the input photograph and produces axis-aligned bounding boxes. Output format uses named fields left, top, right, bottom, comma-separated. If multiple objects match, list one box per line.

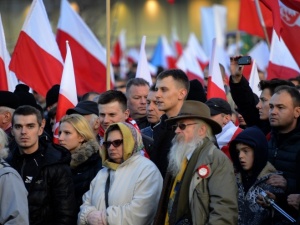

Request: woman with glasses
left=78, top=122, right=163, bottom=225
left=58, top=114, right=102, bottom=213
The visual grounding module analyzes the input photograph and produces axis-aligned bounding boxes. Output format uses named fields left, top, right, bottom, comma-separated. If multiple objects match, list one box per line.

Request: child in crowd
left=229, top=127, right=289, bottom=225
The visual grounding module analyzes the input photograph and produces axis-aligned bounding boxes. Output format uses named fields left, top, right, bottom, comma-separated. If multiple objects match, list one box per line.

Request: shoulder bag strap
left=105, top=169, right=110, bottom=208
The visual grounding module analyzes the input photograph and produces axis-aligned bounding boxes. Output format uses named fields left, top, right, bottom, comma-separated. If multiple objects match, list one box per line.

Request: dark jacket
left=7, top=140, right=77, bottom=225
left=229, top=75, right=271, bottom=135
left=150, top=114, right=176, bottom=178
left=268, top=125, right=300, bottom=194
left=135, top=116, right=151, bottom=130
left=70, top=140, right=102, bottom=213
left=229, top=127, right=288, bottom=225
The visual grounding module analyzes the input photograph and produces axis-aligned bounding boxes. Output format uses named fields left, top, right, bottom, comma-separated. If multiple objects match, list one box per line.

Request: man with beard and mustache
left=154, top=100, right=238, bottom=225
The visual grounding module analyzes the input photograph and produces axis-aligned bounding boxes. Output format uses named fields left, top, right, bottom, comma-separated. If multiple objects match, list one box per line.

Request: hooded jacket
left=78, top=122, right=163, bottom=225
left=229, top=127, right=287, bottom=225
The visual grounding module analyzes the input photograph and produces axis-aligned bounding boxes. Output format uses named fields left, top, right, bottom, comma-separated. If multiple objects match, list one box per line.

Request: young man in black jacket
left=7, top=105, right=76, bottom=225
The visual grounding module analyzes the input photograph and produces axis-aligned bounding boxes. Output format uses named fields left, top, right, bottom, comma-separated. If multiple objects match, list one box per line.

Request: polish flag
left=176, top=46, right=204, bottom=84
left=171, top=27, right=183, bottom=58
left=207, top=39, right=227, bottom=100
left=135, top=36, right=153, bottom=86
left=53, top=41, right=78, bottom=143
left=201, top=5, right=227, bottom=57
left=267, top=29, right=300, bottom=80
left=127, top=48, right=139, bottom=64
left=248, top=41, right=270, bottom=73
left=0, top=15, right=18, bottom=91
left=111, top=29, right=126, bottom=65
left=186, top=33, right=209, bottom=71
left=9, top=0, right=63, bottom=97
left=280, top=1, right=300, bottom=68
left=57, top=0, right=110, bottom=96
left=216, top=121, right=243, bottom=160
left=238, top=0, right=273, bottom=38
left=150, top=35, right=177, bottom=69
left=249, top=60, right=262, bottom=97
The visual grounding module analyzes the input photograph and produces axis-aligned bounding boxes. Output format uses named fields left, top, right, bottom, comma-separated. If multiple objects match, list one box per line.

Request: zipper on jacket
left=274, top=148, right=278, bottom=158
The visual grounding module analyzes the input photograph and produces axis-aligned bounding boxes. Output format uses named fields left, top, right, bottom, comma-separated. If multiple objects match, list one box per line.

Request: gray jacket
left=0, top=159, right=29, bottom=225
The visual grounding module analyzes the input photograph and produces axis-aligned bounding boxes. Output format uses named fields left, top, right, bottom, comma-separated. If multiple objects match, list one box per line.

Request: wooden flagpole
left=106, top=0, right=111, bottom=90
left=254, top=0, right=270, bottom=49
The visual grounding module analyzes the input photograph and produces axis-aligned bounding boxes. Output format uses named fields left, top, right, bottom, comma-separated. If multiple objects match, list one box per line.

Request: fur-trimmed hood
left=70, top=140, right=100, bottom=169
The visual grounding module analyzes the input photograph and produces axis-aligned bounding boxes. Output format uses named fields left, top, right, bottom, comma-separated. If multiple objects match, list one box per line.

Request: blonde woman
left=59, top=114, right=102, bottom=213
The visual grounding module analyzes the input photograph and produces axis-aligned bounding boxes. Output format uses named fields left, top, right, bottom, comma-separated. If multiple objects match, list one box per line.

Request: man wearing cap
left=66, top=101, right=101, bottom=142
left=0, top=91, right=20, bottom=139
left=154, top=100, right=238, bottom=225
left=206, top=98, right=243, bottom=159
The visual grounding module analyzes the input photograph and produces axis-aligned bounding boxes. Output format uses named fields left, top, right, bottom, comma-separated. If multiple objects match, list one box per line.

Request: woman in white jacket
left=78, top=122, right=163, bottom=225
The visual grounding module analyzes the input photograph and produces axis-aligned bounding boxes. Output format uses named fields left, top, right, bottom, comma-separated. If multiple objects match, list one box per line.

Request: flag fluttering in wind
left=150, top=35, right=176, bottom=69
left=9, top=0, right=63, bottom=97
left=135, top=36, right=153, bottom=86
left=248, top=60, right=262, bottom=97
left=57, top=0, right=111, bottom=95
left=267, top=29, right=300, bottom=80
left=186, top=33, right=209, bottom=71
left=176, top=46, right=204, bottom=84
left=207, top=38, right=227, bottom=100
left=0, top=15, right=18, bottom=91
left=171, top=27, right=183, bottom=58
left=53, top=41, right=78, bottom=144
left=248, top=41, right=270, bottom=73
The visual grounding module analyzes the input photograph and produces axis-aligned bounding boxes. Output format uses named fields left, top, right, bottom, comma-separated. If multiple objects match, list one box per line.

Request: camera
left=237, top=56, right=251, bottom=65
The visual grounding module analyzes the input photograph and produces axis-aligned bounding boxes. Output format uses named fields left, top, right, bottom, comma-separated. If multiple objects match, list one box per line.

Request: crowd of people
left=0, top=56, right=300, bottom=225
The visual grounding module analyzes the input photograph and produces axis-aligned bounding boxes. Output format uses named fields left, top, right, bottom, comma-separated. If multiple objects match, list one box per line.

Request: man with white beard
left=153, top=100, right=238, bottom=225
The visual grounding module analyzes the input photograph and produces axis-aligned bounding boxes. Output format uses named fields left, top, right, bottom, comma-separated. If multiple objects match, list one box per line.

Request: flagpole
left=106, top=0, right=111, bottom=90
left=254, top=0, right=270, bottom=48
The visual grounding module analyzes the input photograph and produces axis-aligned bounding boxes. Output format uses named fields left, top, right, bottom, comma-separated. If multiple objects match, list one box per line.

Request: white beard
left=167, top=134, right=203, bottom=177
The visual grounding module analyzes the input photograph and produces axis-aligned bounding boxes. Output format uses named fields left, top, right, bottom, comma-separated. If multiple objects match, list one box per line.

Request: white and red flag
left=176, top=46, right=204, bottom=84
left=248, top=41, right=270, bottom=73
left=249, top=60, right=262, bottom=97
left=53, top=41, right=78, bottom=143
left=0, top=15, right=18, bottom=91
left=207, top=39, right=227, bottom=100
left=9, top=0, right=63, bottom=97
left=186, top=33, right=209, bottom=71
left=135, top=36, right=153, bottom=86
left=111, top=29, right=126, bottom=66
left=150, top=35, right=177, bottom=69
left=280, top=0, right=300, bottom=68
left=267, top=29, right=300, bottom=80
left=171, top=27, right=183, bottom=58
left=57, top=0, right=111, bottom=95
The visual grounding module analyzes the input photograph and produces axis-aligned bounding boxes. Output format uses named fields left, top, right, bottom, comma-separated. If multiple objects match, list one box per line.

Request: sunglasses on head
left=172, top=123, right=198, bottom=131
left=103, top=139, right=123, bottom=148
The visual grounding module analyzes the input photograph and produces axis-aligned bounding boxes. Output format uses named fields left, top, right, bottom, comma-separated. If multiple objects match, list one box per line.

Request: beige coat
left=188, top=139, right=238, bottom=225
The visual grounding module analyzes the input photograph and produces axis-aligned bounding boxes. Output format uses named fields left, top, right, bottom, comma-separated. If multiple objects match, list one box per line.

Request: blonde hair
left=60, top=114, right=96, bottom=141
left=0, top=128, right=9, bottom=159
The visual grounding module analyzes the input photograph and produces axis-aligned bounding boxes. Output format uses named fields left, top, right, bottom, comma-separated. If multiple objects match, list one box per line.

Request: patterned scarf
left=100, top=122, right=144, bottom=171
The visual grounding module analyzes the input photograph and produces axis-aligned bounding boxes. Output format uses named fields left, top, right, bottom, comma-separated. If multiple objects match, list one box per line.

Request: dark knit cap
left=0, top=91, right=20, bottom=109
left=205, top=98, right=232, bottom=116
left=46, top=84, right=60, bottom=108
left=14, top=84, right=37, bottom=107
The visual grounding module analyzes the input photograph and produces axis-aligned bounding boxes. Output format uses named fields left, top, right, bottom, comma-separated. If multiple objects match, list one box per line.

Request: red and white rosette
left=197, top=165, right=210, bottom=178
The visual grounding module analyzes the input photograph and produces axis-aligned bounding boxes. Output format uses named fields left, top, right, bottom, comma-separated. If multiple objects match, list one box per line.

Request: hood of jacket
left=70, top=140, right=99, bottom=169
left=229, top=126, right=268, bottom=178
